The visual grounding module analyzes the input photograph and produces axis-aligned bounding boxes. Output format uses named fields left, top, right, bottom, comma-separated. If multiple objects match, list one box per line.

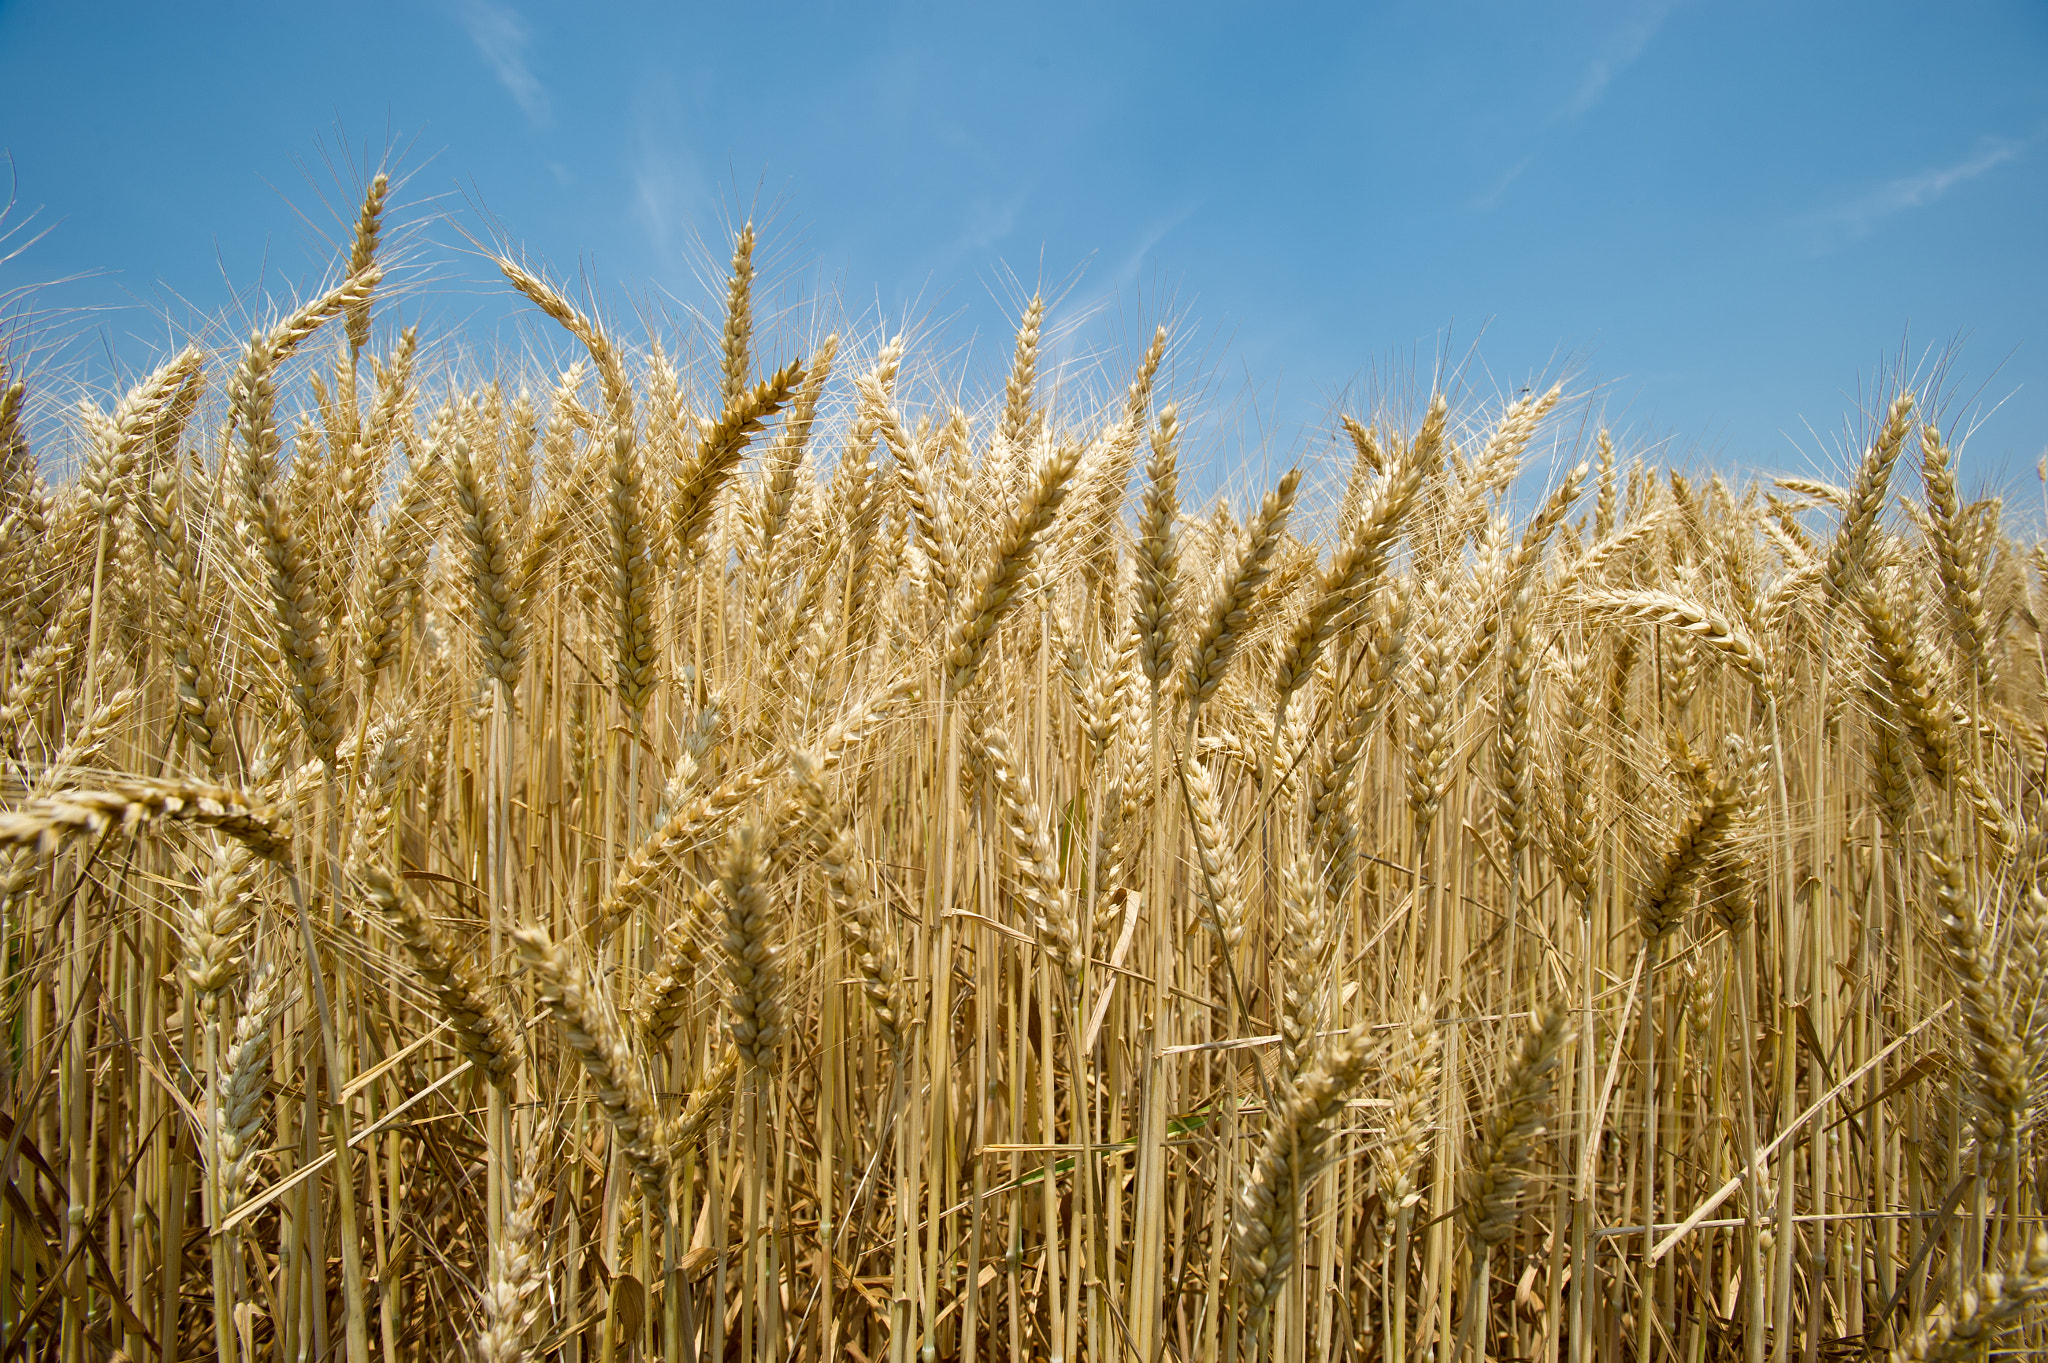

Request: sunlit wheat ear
left=476, top=1156, right=544, bottom=1363
left=668, top=358, right=806, bottom=564
left=945, top=435, right=1084, bottom=695
left=514, top=925, right=668, bottom=1195
left=450, top=407, right=525, bottom=693
left=1458, top=1003, right=1573, bottom=1249
left=1131, top=404, right=1181, bottom=689
left=632, top=884, right=713, bottom=1050
left=181, top=841, right=258, bottom=1016
left=0, top=778, right=292, bottom=862
left=1927, top=821, right=2028, bottom=1169
left=1180, top=751, right=1244, bottom=950
left=998, top=295, right=1045, bottom=463
left=1891, top=1231, right=2048, bottom=1363
left=1820, top=390, right=1915, bottom=607
left=363, top=864, right=519, bottom=1088
left=1635, top=760, right=1748, bottom=944
left=970, top=711, right=1084, bottom=991
left=717, top=821, right=786, bottom=1073
left=718, top=221, right=755, bottom=410
left=1232, top=1028, right=1373, bottom=1342
left=214, top=959, right=285, bottom=1217
left=1184, top=468, right=1302, bottom=714
left=1373, top=1012, right=1441, bottom=1250
left=671, top=1045, right=741, bottom=1152
left=1920, top=422, right=1998, bottom=690
left=1276, top=853, right=1336, bottom=1087
left=1273, top=419, right=1437, bottom=712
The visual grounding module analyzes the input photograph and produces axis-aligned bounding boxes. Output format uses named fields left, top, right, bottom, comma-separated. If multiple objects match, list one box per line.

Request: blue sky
left=1, top=0, right=2044, bottom=501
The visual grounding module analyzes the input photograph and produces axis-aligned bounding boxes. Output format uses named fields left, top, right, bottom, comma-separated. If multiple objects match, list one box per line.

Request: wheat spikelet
left=1582, top=588, right=1770, bottom=685
left=363, top=863, right=519, bottom=1087
left=718, top=222, right=756, bottom=411
left=1181, top=752, right=1245, bottom=948
left=1132, top=404, right=1181, bottom=689
left=214, top=959, right=285, bottom=1216
left=1927, top=821, right=2028, bottom=1165
left=672, top=1045, right=741, bottom=1150
left=1458, top=1003, right=1573, bottom=1247
left=1373, top=1013, right=1441, bottom=1249
left=971, top=711, right=1084, bottom=990
left=182, top=840, right=259, bottom=1013
left=1272, top=410, right=1439, bottom=710
left=669, top=358, right=806, bottom=565
left=1891, top=1231, right=2048, bottom=1362
left=1636, top=764, right=1748, bottom=943
left=945, top=435, right=1084, bottom=694
left=998, top=296, right=1045, bottom=462
left=0, top=777, right=291, bottom=861
left=1233, top=1028, right=1372, bottom=1337
left=717, top=820, right=786, bottom=1072
left=514, top=925, right=668, bottom=1194
left=1820, top=390, right=1915, bottom=606
left=476, top=1165, right=544, bottom=1363
left=1184, top=467, right=1302, bottom=712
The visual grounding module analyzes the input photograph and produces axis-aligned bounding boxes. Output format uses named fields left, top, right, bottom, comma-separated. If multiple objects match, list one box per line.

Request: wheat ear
left=717, top=821, right=787, bottom=1072
left=362, top=864, right=520, bottom=1087
left=1184, top=468, right=1303, bottom=712
left=514, top=925, right=669, bottom=1194
left=476, top=1163, right=544, bottom=1363
left=1233, top=1029, right=1373, bottom=1339
left=1891, top=1231, right=2048, bottom=1362
left=0, top=778, right=291, bottom=861
left=945, top=436, right=1085, bottom=694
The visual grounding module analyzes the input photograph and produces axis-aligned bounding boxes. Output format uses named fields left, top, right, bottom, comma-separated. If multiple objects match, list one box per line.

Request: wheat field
left=2, top=178, right=2046, bottom=1363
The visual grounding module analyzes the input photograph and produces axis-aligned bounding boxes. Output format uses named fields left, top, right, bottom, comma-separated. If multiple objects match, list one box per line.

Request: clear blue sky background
left=1, top=1, right=2044, bottom=500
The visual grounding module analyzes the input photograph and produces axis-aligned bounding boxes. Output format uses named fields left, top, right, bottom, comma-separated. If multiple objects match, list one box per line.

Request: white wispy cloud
left=1473, top=154, right=1534, bottom=213
left=453, top=0, right=548, bottom=125
left=1565, top=0, right=1684, bottom=120
left=1475, top=0, right=1680, bottom=211
left=1798, top=136, right=2030, bottom=247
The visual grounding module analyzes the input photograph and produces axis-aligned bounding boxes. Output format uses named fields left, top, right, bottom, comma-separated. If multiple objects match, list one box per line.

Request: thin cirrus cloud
left=1474, top=0, right=1682, bottom=211
left=452, top=0, right=549, bottom=125
left=1795, top=135, right=2033, bottom=251
left=1563, top=0, right=1685, bottom=120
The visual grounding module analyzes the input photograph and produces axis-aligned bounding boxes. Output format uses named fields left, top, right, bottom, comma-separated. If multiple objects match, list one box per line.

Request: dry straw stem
left=362, top=863, right=520, bottom=1087
left=0, top=777, right=292, bottom=861
left=514, top=925, right=669, bottom=1194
